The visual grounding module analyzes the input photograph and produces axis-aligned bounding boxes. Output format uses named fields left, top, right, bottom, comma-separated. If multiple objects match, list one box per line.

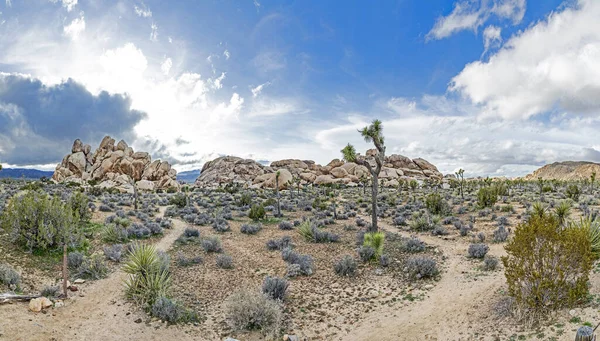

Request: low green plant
left=363, top=232, right=385, bottom=258
left=249, top=204, right=266, bottom=221
left=566, top=184, right=581, bottom=201
left=569, top=217, right=600, bottom=259
left=123, top=243, right=172, bottom=308
left=477, top=187, right=497, bottom=208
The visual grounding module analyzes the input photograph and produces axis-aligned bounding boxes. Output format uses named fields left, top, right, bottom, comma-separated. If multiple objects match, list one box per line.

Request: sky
left=1, top=0, right=600, bottom=177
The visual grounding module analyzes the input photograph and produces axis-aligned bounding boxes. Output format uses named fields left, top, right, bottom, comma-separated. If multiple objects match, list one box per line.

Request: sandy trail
left=0, top=211, right=202, bottom=341
left=341, top=219, right=507, bottom=341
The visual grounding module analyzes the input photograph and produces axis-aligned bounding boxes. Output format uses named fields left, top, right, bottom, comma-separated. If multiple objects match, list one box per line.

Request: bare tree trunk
left=370, top=174, right=378, bottom=232
left=62, top=243, right=68, bottom=298
left=133, top=185, right=139, bottom=211
left=276, top=177, right=281, bottom=217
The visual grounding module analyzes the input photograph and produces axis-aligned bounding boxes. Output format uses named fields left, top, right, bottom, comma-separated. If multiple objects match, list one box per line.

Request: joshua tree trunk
left=370, top=174, right=378, bottom=232
left=62, top=243, right=68, bottom=298
left=275, top=175, right=281, bottom=217
left=133, top=185, right=139, bottom=211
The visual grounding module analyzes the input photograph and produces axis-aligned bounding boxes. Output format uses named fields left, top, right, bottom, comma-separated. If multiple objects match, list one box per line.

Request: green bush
left=249, top=204, right=266, bottom=221
left=566, top=184, right=581, bottom=201
left=69, top=191, right=91, bottom=222
left=224, top=289, right=282, bottom=337
left=0, top=191, right=81, bottom=251
left=502, top=214, right=592, bottom=317
left=237, top=193, right=252, bottom=206
left=569, top=217, right=600, bottom=259
left=425, top=193, right=449, bottom=215
left=363, top=232, right=385, bottom=258
left=477, top=187, right=497, bottom=208
left=169, top=193, right=187, bottom=208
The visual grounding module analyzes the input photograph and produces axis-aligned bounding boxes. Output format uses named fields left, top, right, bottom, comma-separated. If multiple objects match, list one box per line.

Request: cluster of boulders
left=194, top=150, right=443, bottom=189
left=52, top=136, right=179, bottom=192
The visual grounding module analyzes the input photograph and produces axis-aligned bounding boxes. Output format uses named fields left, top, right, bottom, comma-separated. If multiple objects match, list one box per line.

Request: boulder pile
left=52, top=136, right=180, bottom=192
left=194, top=150, right=443, bottom=189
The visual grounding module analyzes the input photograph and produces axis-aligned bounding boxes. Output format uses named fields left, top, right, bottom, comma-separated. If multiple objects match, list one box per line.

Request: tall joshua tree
left=341, top=119, right=385, bottom=232
left=455, top=168, right=465, bottom=199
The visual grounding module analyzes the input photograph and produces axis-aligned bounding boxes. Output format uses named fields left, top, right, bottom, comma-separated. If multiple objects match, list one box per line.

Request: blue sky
left=1, top=0, right=599, bottom=177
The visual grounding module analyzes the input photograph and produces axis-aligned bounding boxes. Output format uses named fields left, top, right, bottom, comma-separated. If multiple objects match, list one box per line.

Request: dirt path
left=341, top=220, right=507, bottom=341
left=0, top=213, right=203, bottom=341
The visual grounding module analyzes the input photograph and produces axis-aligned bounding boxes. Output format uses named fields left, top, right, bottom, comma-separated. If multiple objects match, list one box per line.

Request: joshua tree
left=455, top=168, right=465, bottom=199
left=537, top=177, right=544, bottom=197
left=341, top=119, right=385, bottom=232
left=591, top=171, right=596, bottom=194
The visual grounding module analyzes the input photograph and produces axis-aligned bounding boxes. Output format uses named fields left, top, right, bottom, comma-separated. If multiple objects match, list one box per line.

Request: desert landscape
left=2, top=0, right=600, bottom=340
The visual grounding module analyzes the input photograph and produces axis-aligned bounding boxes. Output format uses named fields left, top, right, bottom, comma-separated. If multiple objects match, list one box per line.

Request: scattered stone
left=73, top=279, right=85, bottom=284
left=28, top=298, right=42, bottom=313
left=134, top=318, right=142, bottom=323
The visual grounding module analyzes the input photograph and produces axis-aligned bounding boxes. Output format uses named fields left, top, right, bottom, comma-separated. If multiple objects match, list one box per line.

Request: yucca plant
left=297, top=221, right=315, bottom=241
left=569, top=217, right=600, bottom=259
left=554, top=200, right=572, bottom=226
left=531, top=202, right=547, bottom=219
left=123, top=242, right=171, bottom=307
left=363, top=232, right=385, bottom=258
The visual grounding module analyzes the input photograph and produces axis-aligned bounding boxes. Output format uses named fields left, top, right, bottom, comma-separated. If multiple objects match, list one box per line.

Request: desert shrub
left=402, top=236, right=425, bottom=253
left=176, top=252, right=203, bottom=267
left=262, top=276, right=288, bottom=301
left=483, top=255, right=499, bottom=271
left=431, top=225, right=448, bottom=236
left=99, top=205, right=112, bottom=212
left=212, top=218, right=230, bottom=232
left=123, top=243, right=172, bottom=308
left=0, top=263, right=20, bottom=287
left=425, top=193, right=449, bottom=215
left=169, top=193, right=187, bottom=208
left=104, top=244, right=123, bottom=262
left=379, top=254, right=390, bottom=267
left=75, top=254, right=109, bottom=280
left=312, top=228, right=340, bottom=243
left=249, top=204, right=266, bottom=221
left=241, top=223, right=262, bottom=235
left=281, top=248, right=313, bottom=276
left=393, top=216, right=406, bottom=226
left=202, top=236, right=223, bottom=253
left=266, top=236, right=293, bottom=251
left=476, top=232, right=486, bottom=243
left=363, top=232, right=385, bottom=257
left=566, top=184, right=581, bottom=201
left=502, top=214, right=592, bottom=316
left=67, top=251, right=85, bottom=269
left=224, top=289, right=282, bottom=337
left=358, top=245, right=376, bottom=262
left=406, top=256, right=439, bottom=280
left=68, top=192, right=91, bottom=222
left=41, top=285, right=60, bottom=298
left=493, top=225, right=509, bottom=242
left=278, top=221, right=294, bottom=230
left=0, top=191, right=81, bottom=251
left=468, top=243, right=489, bottom=259
left=297, top=221, right=315, bottom=241
left=477, top=187, right=497, bottom=208
left=151, top=296, right=183, bottom=323
left=237, top=193, right=252, bottom=206
left=334, top=255, right=358, bottom=277
left=216, top=254, right=234, bottom=269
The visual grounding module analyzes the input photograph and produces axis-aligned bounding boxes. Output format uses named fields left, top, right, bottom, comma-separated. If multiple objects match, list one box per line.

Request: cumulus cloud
left=0, top=74, right=145, bottom=165
left=63, top=16, right=85, bottom=41
left=428, top=0, right=525, bottom=40
left=134, top=4, right=152, bottom=18
left=482, top=25, right=502, bottom=56
left=451, top=0, right=600, bottom=120
left=50, top=0, right=77, bottom=12
left=160, top=57, right=172, bottom=75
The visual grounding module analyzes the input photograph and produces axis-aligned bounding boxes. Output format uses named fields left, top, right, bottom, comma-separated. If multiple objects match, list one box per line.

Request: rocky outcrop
left=52, top=136, right=179, bottom=192
left=194, top=153, right=443, bottom=189
left=525, top=161, right=600, bottom=181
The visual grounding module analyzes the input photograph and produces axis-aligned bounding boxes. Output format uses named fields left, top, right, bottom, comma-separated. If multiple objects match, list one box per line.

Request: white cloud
left=5, top=0, right=11, bottom=7
left=134, top=5, right=152, bottom=18
left=253, top=0, right=260, bottom=10
left=482, top=25, right=502, bottom=55
left=428, top=0, right=525, bottom=40
left=150, top=23, right=158, bottom=41
left=63, top=16, right=85, bottom=41
left=50, top=0, right=77, bottom=12
left=248, top=97, right=301, bottom=117
left=451, top=0, right=600, bottom=120
left=223, top=49, right=230, bottom=60
left=251, top=81, right=270, bottom=97
left=160, top=57, right=172, bottom=75
left=209, top=72, right=226, bottom=90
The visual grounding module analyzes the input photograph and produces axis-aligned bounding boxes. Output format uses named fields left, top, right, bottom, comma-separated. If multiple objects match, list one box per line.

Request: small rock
left=224, top=338, right=240, bottom=341
left=424, top=284, right=434, bottom=290
left=40, top=297, right=53, bottom=309
left=134, top=318, right=142, bottom=323
left=69, top=286, right=78, bottom=292
left=569, top=309, right=577, bottom=316
left=28, top=298, right=42, bottom=313
left=374, top=268, right=384, bottom=276
left=73, top=279, right=86, bottom=284
left=54, top=301, right=64, bottom=308
left=368, top=290, right=379, bottom=299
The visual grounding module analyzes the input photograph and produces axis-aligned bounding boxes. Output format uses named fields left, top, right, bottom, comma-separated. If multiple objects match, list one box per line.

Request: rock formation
left=52, top=136, right=180, bottom=192
left=194, top=150, right=443, bottom=189
left=525, top=161, right=600, bottom=181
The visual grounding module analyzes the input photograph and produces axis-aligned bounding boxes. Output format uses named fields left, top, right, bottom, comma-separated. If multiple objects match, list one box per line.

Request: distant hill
left=0, top=168, right=54, bottom=180
left=177, top=169, right=201, bottom=183
left=525, top=161, right=600, bottom=181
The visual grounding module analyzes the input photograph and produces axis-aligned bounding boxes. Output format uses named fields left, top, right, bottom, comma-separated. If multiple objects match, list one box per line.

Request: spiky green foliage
left=363, top=232, right=385, bottom=258
left=297, top=221, right=314, bottom=241
left=554, top=200, right=572, bottom=226
left=341, top=144, right=357, bottom=163
left=359, top=119, right=384, bottom=144
left=123, top=243, right=171, bottom=308
left=531, top=202, right=547, bottom=219
left=569, top=217, right=600, bottom=259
